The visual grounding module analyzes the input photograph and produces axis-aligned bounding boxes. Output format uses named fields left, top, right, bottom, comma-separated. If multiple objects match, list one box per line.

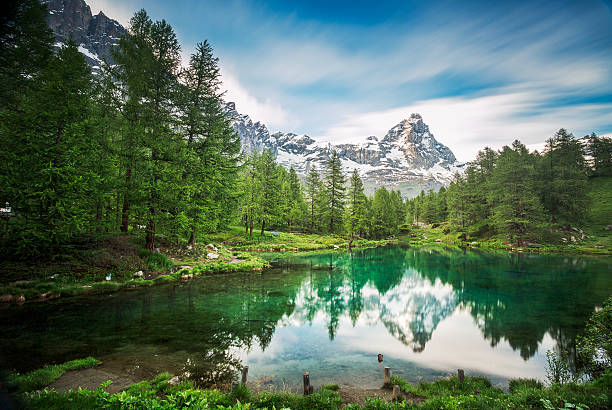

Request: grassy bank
left=9, top=360, right=612, bottom=409
left=400, top=176, right=612, bottom=255
left=0, top=234, right=268, bottom=305
left=0, top=229, right=393, bottom=305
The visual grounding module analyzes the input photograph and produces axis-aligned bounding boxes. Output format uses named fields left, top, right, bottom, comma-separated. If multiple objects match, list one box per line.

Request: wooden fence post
left=458, top=369, right=465, bottom=383
left=241, top=366, right=248, bottom=385
left=303, top=372, right=310, bottom=395
left=384, top=366, right=391, bottom=385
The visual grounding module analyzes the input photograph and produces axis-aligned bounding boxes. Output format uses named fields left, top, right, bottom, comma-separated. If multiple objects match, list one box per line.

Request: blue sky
left=89, top=0, right=612, bottom=161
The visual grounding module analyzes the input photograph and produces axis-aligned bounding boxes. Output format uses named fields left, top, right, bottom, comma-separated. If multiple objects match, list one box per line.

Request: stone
left=605, top=225, right=612, bottom=231
left=133, top=270, right=144, bottom=278
left=0, top=295, right=13, bottom=303
left=16, top=295, right=25, bottom=303
left=207, top=252, right=219, bottom=259
left=571, top=236, right=577, bottom=243
left=168, top=376, right=181, bottom=385
left=435, top=238, right=442, bottom=242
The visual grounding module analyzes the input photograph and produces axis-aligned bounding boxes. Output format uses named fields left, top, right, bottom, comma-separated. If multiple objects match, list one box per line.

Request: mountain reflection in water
left=1, top=246, right=610, bottom=388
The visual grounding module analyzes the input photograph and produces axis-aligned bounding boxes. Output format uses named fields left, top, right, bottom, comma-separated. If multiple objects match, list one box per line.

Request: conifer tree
left=324, top=150, right=346, bottom=234
left=537, top=129, right=589, bottom=224
left=304, top=167, right=322, bottom=233
left=256, top=149, right=281, bottom=236
left=489, top=141, right=544, bottom=244
left=346, top=170, right=368, bottom=241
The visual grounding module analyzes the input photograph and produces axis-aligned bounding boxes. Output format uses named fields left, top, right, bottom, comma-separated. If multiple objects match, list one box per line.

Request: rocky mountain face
left=226, top=103, right=466, bottom=197
left=44, top=0, right=125, bottom=69
left=44, top=0, right=464, bottom=197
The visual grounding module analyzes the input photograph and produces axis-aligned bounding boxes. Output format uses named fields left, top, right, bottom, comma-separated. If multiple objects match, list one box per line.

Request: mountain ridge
left=43, top=0, right=466, bottom=197
left=226, top=102, right=467, bottom=196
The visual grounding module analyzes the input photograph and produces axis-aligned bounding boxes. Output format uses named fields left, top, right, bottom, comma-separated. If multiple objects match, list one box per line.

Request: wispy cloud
left=86, top=0, right=612, bottom=160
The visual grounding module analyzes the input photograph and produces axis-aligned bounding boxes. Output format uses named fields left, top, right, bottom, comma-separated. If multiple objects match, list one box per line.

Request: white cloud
left=85, top=0, right=136, bottom=26
left=220, top=65, right=292, bottom=130
left=322, top=90, right=612, bottom=162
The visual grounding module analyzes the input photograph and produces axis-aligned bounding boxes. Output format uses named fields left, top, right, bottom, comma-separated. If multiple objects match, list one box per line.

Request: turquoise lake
left=1, top=246, right=611, bottom=391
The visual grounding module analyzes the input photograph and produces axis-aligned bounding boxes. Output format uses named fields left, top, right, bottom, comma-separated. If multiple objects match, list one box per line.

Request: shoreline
left=1, top=234, right=610, bottom=306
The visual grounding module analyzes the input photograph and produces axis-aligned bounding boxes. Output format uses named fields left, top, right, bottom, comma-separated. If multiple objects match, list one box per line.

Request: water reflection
left=0, top=246, right=610, bottom=387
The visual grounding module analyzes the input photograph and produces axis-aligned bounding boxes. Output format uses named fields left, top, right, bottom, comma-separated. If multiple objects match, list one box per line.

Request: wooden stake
left=384, top=366, right=391, bottom=385
left=377, top=353, right=383, bottom=362
left=392, top=385, right=400, bottom=400
left=241, top=366, right=248, bottom=385
left=303, top=372, right=310, bottom=395
left=458, top=369, right=465, bottom=383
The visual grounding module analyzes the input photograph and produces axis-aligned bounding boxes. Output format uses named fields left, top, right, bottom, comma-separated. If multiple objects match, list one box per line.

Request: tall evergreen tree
left=489, top=141, right=544, bottom=244
left=537, top=129, right=589, bottom=224
left=324, top=150, right=346, bottom=234
left=345, top=170, right=368, bottom=241
left=304, top=167, right=321, bottom=233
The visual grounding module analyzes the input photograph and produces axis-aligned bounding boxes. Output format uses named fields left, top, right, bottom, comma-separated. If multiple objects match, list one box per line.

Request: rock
left=562, top=237, right=567, bottom=242
left=0, top=295, right=13, bottom=303
left=187, top=245, right=193, bottom=251
left=470, top=241, right=479, bottom=246
left=595, top=245, right=605, bottom=249
left=168, top=376, right=181, bottom=385
left=435, top=238, right=442, bottom=242
left=571, top=236, right=577, bottom=243
left=207, top=244, right=218, bottom=252
left=605, top=225, right=612, bottom=231
left=207, top=252, right=219, bottom=259
left=16, top=295, right=25, bottom=303
left=333, top=245, right=340, bottom=249
left=133, top=270, right=144, bottom=278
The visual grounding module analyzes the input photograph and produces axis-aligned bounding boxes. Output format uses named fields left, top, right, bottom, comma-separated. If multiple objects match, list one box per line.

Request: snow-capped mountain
left=44, top=0, right=125, bottom=71
left=226, top=103, right=467, bottom=196
left=44, top=0, right=466, bottom=197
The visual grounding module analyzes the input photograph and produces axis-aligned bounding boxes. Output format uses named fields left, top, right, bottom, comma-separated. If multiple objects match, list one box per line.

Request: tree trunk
left=260, top=219, right=266, bottom=236
left=120, top=166, right=131, bottom=233
left=188, top=226, right=196, bottom=245
left=145, top=208, right=155, bottom=250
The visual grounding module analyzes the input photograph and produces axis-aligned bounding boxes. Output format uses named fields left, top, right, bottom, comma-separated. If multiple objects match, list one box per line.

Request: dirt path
left=48, top=368, right=135, bottom=394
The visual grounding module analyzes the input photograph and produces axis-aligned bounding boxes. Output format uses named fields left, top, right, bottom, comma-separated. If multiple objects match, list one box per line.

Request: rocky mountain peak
left=44, top=0, right=126, bottom=68
left=224, top=102, right=465, bottom=196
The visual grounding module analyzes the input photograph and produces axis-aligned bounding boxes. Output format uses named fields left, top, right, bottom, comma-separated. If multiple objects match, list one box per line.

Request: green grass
left=5, top=357, right=100, bottom=393
left=226, top=229, right=392, bottom=252
left=16, top=369, right=612, bottom=409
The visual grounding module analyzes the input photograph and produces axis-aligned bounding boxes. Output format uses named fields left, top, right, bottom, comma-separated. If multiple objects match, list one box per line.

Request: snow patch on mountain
left=225, top=102, right=467, bottom=197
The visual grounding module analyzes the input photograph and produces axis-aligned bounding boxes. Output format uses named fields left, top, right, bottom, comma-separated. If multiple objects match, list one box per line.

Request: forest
left=2, top=0, right=611, bottom=258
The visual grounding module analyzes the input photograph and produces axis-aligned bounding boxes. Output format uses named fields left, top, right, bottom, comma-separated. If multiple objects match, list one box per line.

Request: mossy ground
left=8, top=359, right=612, bottom=409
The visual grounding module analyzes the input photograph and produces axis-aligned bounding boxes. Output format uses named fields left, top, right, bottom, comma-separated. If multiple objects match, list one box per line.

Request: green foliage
left=6, top=357, right=100, bottom=393
left=577, top=296, right=612, bottom=378
left=508, top=378, right=544, bottom=393
left=139, top=249, right=175, bottom=272
left=545, top=350, right=575, bottom=385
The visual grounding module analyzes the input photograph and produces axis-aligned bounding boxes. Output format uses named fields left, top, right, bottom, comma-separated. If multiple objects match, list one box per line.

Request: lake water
left=1, top=246, right=611, bottom=391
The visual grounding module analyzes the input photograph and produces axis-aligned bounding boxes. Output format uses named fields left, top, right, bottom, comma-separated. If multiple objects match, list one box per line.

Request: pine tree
left=589, top=133, right=612, bottom=177
left=324, top=150, right=346, bottom=234
left=256, top=149, right=281, bottom=236
left=346, top=169, right=368, bottom=242
left=537, top=129, right=589, bottom=224
left=304, top=166, right=321, bottom=233
left=489, top=141, right=544, bottom=244
left=1, top=41, right=97, bottom=253
left=180, top=41, right=241, bottom=243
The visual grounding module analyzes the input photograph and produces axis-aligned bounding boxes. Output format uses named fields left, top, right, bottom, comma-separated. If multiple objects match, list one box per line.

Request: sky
left=87, top=0, right=612, bottom=161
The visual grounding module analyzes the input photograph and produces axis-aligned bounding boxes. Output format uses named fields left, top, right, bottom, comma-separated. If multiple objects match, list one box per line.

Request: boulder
left=168, top=376, right=181, bottom=385
left=207, top=252, right=219, bottom=259
left=605, top=225, right=612, bottom=231
left=133, top=270, right=144, bottom=278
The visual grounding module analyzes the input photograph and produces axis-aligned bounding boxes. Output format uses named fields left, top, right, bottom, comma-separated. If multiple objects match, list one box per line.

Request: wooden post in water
left=384, top=367, right=391, bottom=385
left=377, top=353, right=383, bottom=362
left=241, top=366, right=248, bottom=385
left=303, top=372, right=310, bottom=395
left=458, top=369, right=465, bottom=383
left=392, top=385, right=400, bottom=400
